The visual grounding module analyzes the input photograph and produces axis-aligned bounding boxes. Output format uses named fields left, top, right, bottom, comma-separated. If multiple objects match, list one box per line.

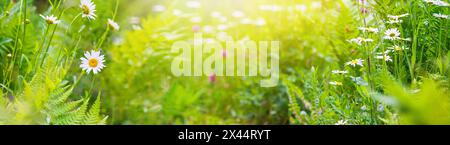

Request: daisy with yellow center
left=80, top=0, right=97, bottom=20
left=376, top=54, right=393, bottom=62
left=107, top=19, right=120, bottom=31
left=40, top=14, right=60, bottom=25
left=384, top=28, right=400, bottom=40
left=345, top=58, right=364, bottom=67
left=80, top=50, right=105, bottom=74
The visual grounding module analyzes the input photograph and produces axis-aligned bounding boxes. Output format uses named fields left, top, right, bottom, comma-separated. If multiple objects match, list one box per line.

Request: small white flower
left=80, top=0, right=96, bottom=20
left=384, top=28, right=401, bottom=40
left=346, top=58, right=364, bottom=67
left=433, top=13, right=449, bottom=19
left=388, top=45, right=409, bottom=52
left=348, top=37, right=373, bottom=45
left=359, top=27, right=379, bottom=33
left=40, top=14, right=60, bottom=25
left=387, top=13, right=409, bottom=20
left=332, top=70, right=349, bottom=74
left=335, top=120, right=348, bottom=125
left=80, top=50, right=105, bottom=74
left=386, top=19, right=403, bottom=24
left=376, top=54, right=393, bottom=62
left=107, top=19, right=120, bottom=31
left=329, top=81, right=343, bottom=86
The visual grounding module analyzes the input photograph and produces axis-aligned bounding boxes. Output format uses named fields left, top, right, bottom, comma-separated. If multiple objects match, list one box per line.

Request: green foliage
left=0, top=66, right=107, bottom=125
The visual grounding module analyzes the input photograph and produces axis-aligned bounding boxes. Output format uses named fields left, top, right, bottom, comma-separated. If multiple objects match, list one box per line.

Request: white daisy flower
left=80, top=0, right=96, bottom=20
left=388, top=45, right=409, bottom=52
left=40, top=14, right=60, bottom=25
left=348, top=37, right=373, bottom=45
left=384, top=28, right=401, bottom=40
left=335, top=120, right=348, bottom=125
left=386, top=19, right=403, bottom=24
left=80, top=50, right=105, bottom=74
left=329, top=81, right=343, bottom=86
left=358, top=27, right=379, bottom=33
left=107, top=19, right=120, bottom=31
left=346, top=58, right=364, bottom=67
left=332, top=70, right=349, bottom=74
left=387, top=13, right=409, bottom=20
left=376, top=54, right=393, bottom=62
left=433, top=13, right=449, bottom=19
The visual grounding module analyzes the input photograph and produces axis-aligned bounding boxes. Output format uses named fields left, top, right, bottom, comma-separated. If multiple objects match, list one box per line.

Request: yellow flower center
left=88, top=58, right=98, bottom=67
left=351, top=60, right=358, bottom=64
left=82, top=5, right=90, bottom=15
left=389, top=33, right=396, bottom=37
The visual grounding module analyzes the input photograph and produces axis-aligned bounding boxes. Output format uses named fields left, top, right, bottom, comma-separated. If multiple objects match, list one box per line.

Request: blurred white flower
left=388, top=45, right=409, bottom=52
left=254, top=18, right=266, bottom=26
left=358, top=27, right=379, bottom=33
left=80, top=50, right=105, bottom=74
left=350, top=76, right=368, bottom=86
left=219, top=17, right=228, bottom=22
left=203, top=25, right=214, bottom=33
left=387, top=13, right=409, bottom=20
left=80, top=0, right=96, bottom=20
left=211, top=11, right=221, bottom=18
left=311, top=2, right=322, bottom=9
left=190, top=16, right=202, bottom=23
left=295, top=5, right=307, bottom=12
left=186, top=1, right=201, bottom=8
left=376, top=54, right=393, bottom=62
left=107, top=19, right=120, bottom=31
left=40, top=14, right=60, bottom=25
left=348, top=37, right=373, bottom=45
left=329, top=81, right=343, bottom=86
left=346, top=58, right=364, bottom=67
left=384, top=28, right=401, bottom=40
left=153, top=5, right=166, bottom=12
left=240, top=18, right=252, bottom=24
left=217, top=24, right=229, bottom=31
left=232, top=11, right=245, bottom=18
left=335, top=120, right=348, bottom=125
left=173, top=9, right=182, bottom=16
left=433, top=13, right=449, bottom=19
left=332, top=70, right=349, bottom=74
left=424, top=0, right=450, bottom=6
